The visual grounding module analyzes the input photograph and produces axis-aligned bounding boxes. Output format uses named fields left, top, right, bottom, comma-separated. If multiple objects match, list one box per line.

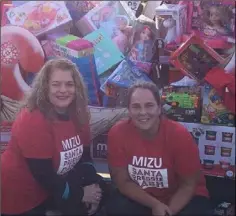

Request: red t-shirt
left=108, top=117, right=209, bottom=205
left=1, top=109, right=90, bottom=214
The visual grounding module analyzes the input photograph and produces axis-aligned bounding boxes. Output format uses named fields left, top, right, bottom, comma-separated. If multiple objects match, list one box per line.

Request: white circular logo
left=226, top=170, right=233, bottom=178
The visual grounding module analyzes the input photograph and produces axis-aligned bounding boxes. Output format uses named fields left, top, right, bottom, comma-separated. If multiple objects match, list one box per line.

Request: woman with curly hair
left=1, top=58, right=106, bottom=216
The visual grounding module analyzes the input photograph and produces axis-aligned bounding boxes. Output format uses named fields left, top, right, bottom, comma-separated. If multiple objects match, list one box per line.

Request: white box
left=155, top=4, right=187, bottom=44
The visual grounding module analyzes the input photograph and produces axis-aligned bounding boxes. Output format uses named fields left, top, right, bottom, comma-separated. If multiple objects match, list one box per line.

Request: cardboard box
left=75, top=1, right=135, bottom=37
left=84, top=29, right=124, bottom=76
left=155, top=4, right=187, bottom=44
left=7, top=1, right=72, bottom=37
left=201, top=84, right=235, bottom=127
left=180, top=122, right=235, bottom=179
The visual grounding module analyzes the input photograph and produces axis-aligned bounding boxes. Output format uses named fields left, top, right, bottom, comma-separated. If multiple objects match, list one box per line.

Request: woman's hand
left=82, top=184, right=102, bottom=204
left=152, top=202, right=172, bottom=216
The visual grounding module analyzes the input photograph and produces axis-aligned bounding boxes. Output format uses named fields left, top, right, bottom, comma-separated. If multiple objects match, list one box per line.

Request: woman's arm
left=168, top=171, right=200, bottom=215
left=26, top=158, right=84, bottom=207
left=168, top=123, right=204, bottom=214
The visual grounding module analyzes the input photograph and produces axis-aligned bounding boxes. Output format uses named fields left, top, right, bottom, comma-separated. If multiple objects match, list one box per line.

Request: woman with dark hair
left=106, top=81, right=211, bottom=216
left=1, top=58, right=107, bottom=216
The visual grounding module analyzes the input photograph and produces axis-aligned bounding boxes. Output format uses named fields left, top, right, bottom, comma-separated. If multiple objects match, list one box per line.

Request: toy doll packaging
left=184, top=0, right=235, bottom=38
left=6, top=1, right=72, bottom=37
left=155, top=3, right=187, bottom=45
left=127, top=15, right=159, bottom=74
left=171, top=34, right=225, bottom=82
left=75, top=1, right=136, bottom=50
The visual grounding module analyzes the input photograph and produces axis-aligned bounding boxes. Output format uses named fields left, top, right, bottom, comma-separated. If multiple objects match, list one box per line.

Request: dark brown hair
left=127, top=81, right=161, bottom=107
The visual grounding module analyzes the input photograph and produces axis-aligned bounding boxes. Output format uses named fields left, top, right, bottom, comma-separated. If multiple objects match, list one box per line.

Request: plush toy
left=1, top=25, right=45, bottom=101
left=163, top=17, right=177, bottom=44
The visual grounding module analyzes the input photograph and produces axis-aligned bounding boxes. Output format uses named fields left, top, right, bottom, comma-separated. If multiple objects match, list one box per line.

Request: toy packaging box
left=201, top=84, right=235, bottom=127
left=180, top=122, right=235, bottom=179
left=1, top=3, right=12, bottom=26
left=179, top=0, right=235, bottom=49
left=170, top=34, right=225, bottom=82
left=84, top=28, right=124, bottom=76
left=75, top=1, right=135, bottom=53
left=76, top=1, right=135, bottom=36
left=123, top=1, right=141, bottom=13
left=6, top=1, right=72, bottom=37
left=65, top=1, right=101, bottom=24
left=155, top=3, right=187, bottom=45
left=127, top=15, right=159, bottom=74
left=161, top=86, right=201, bottom=123
left=43, top=33, right=101, bottom=106
left=104, top=60, right=153, bottom=97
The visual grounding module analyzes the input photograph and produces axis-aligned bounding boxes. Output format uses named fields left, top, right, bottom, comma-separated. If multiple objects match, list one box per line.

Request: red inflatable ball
left=1, top=25, right=45, bottom=101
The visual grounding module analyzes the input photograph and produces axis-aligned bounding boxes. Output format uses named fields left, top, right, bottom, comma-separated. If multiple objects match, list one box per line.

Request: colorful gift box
left=170, top=34, right=225, bottom=82
left=155, top=3, right=187, bottom=45
left=104, top=60, right=154, bottom=107
left=179, top=0, right=235, bottom=49
left=65, top=1, right=101, bottom=23
left=161, top=85, right=201, bottom=123
left=180, top=122, right=235, bottom=179
left=75, top=1, right=135, bottom=53
left=44, top=33, right=101, bottom=106
left=1, top=3, right=12, bottom=26
left=84, top=28, right=124, bottom=76
left=201, top=84, right=235, bottom=127
left=127, top=15, right=159, bottom=74
left=6, top=1, right=72, bottom=37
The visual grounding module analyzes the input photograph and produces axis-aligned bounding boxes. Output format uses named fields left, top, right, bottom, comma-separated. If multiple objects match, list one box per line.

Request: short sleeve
left=16, top=112, right=53, bottom=159
left=107, top=123, right=128, bottom=167
left=172, top=124, right=201, bottom=177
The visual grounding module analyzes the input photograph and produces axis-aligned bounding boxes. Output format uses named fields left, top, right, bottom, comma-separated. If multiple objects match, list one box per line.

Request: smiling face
left=48, top=68, right=75, bottom=113
left=129, top=88, right=161, bottom=134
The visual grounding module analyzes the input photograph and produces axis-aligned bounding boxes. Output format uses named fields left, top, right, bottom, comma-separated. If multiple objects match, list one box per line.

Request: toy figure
left=129, top=25, right=154, bottom=62
left=163, top=17, right=177, bottom=44
left=201, top=4, right=232, bottom=36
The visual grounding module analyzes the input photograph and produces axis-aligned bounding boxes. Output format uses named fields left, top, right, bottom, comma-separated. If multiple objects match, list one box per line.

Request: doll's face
left=140, top=27, right=151, bottom=41
left=209, top=6, right=221, bottom=25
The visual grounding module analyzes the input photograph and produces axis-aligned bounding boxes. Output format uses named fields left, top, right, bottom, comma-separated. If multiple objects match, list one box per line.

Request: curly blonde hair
left=22, top=58, right=89, bottom=127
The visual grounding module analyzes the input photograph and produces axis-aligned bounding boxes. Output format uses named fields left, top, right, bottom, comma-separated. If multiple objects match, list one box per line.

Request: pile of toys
left=0, top=1, right=235, bottom=180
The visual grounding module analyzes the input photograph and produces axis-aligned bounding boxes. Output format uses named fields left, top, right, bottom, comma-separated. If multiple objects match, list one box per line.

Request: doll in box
left=163, top=17, right=177, bottom=44
left=129, top=25, right=155, bottom=62
left=90, top=3, right=130, bottom=53
left=201, top=4, right=233, bottom=37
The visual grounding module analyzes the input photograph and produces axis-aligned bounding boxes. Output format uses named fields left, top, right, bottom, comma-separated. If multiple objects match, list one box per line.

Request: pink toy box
left=6, top=1, right=72, bottom=37
left=155, top=3, right=187, bottom=45
left=179, top=0, right=235, bottom=49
